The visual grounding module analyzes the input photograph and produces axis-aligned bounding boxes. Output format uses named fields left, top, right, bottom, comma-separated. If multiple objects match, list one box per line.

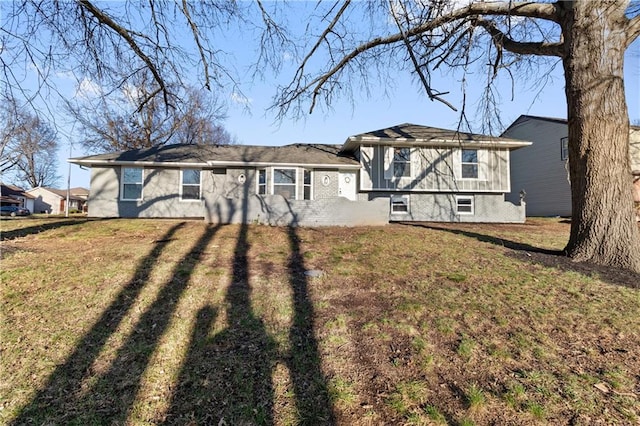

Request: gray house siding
left=504, top=117, right=640, bottom=217
left=89, top=166, right=209, bottom=218
left=359, top=145, right=511, bottom=192
left=74, top=130, right=529, bottom=225
left=87, top=164, right=387, bottom=226
left=503, top=118, right=572, bottom=216
left=365, top=192, right=524, bottom=223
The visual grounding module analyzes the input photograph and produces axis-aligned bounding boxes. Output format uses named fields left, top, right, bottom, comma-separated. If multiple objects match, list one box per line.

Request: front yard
left=1, top=217, right=638, bottom=424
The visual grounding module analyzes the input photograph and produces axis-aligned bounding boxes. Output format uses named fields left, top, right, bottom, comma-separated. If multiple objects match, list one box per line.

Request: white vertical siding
left=360, top=144, right=511, bottom=192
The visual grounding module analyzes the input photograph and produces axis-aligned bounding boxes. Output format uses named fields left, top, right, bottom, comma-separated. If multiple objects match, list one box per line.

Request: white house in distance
left=0, top=183, right=35, bottom=212
left=69, top=123, right=532, bottom=226
left=503, top=115, right=640, bottom=217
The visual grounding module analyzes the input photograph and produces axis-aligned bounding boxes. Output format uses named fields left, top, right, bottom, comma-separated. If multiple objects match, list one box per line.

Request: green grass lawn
left=1, top=217, right=638, bottom=425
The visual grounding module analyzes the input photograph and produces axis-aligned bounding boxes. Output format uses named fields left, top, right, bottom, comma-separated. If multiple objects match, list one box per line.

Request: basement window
left=456, top=196, right=474, bottom=215
left=391, top=195, right=410, bottom=214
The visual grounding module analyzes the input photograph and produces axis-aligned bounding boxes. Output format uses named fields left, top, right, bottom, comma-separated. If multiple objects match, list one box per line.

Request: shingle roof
left=503, top=115, right=640, bottom=134
left=341, top=123, right=530, bottom=152
left=69, top=143, right=360, bottom=168
left=0, top=184, right=35, bottom=199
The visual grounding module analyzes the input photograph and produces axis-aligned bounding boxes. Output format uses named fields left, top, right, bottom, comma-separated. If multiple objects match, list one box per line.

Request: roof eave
left=68, top=158, right=361, bottom=169
left=342, top=137, right=531, bottom=150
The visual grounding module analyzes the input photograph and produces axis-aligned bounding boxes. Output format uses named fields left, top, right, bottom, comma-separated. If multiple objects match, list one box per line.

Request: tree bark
left=561, top=1, right=640, bottom=272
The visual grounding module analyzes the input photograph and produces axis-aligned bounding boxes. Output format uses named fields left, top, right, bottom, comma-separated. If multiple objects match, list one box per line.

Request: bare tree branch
left=473, top=18, right=564, bottom=57
left=388, top=0, right=457, bottom=111
left=77, top=0, right=170, bottom=109
left=279, top=1, right=561, bottom=114
left=181, top=0, right=211, bottom=91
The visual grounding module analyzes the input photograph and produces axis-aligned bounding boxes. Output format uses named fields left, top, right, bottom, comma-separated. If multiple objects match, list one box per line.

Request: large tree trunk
left=562, top=1, right=640, bottom=272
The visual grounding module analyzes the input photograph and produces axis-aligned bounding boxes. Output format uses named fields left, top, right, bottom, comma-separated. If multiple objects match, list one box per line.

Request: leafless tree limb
left=78, top=0, right=170, bottom=109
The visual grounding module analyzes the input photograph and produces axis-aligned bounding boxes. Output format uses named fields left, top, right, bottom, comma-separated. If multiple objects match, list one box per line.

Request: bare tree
left=0, top=0, right=262, bottom=125
left=67, top=75, right=234, bottom=152
left=273, top=1, right=640, bottom=272
left=1, top=100, right=60, bottom=188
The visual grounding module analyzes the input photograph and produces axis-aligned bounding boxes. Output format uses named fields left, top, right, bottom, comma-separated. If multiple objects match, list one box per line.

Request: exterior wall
left=359, top=145, right=511, bottom=192
left=28, top=188, right=64, bottom=214
left=505, top=120, right=640, bottom=217
left=87, top=165, right=386, bottom=226
left=88, top=166, right=208, bottom=218
left=366, top=192, right=525, bottom=223
left=313, top=169, right=340, bottom=199
left=503, top=119, right=572, bottom=216
left=207, top=195, right=389, bottom=227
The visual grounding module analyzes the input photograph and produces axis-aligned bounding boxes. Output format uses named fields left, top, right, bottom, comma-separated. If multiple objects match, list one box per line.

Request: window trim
left=390, top=195, right=410, bottom=214
left=461, top=149, right=479, bottom=180
left=393, top=147, right=412, bottom=179
left=560, top=137, right=569, bottom=161
left=180, top=169, right=202, bottom=202
left=257, top=169, right=267, bottom=195
left=120, top=167, right=143, bottom=201
left=456, top=195, right=474, bottom=215
left=303, top=169, right=313, bottom=200
left=272, top=167, right=298, bottom=200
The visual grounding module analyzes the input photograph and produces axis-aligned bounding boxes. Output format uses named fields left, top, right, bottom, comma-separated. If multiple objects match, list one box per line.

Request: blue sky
left=45, top=4, right=639, bottom=188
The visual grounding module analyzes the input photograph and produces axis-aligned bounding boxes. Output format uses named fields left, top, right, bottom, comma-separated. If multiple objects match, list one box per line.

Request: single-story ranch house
left=69, top=124, right=531, bottom=226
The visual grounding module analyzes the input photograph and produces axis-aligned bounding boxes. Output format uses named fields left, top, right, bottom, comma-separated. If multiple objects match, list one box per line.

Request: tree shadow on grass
left=285, top=226, right=335, bottom=425
left=11, top=221, right=223, bottom=424
left=0, top=217, right=93, bottom=241
left=399, top=222, right=640, bottom=289
left=401, top=222, right=562, bottom=255
left=164, top=225, right=334, bottom=424
left=164, top=223, right=275, bottom=424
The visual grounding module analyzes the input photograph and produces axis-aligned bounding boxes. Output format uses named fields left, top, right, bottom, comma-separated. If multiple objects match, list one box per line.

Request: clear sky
left=44, top=4, right=637, bottom=188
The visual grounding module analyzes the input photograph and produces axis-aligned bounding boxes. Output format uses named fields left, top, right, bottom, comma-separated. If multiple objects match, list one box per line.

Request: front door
left=338, top=171, right=357, bottom=201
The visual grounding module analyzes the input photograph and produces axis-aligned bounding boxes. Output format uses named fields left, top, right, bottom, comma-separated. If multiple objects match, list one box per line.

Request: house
left=502, top=115, right=640, bottom=217
left=0, top=183, right=35, bottom=212
left=26, top=187, right=90, bottom=214
left=68, top=124, right=531, bottom=226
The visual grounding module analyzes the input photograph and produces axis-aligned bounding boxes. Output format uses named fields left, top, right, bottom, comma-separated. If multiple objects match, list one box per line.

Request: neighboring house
left=503, top=115, right=640, bottom=217
left=0, top=183, right=35, bottom=212
left=68, top=124, right=531, bottom=226
left=26, top=187, right=90, bottom=214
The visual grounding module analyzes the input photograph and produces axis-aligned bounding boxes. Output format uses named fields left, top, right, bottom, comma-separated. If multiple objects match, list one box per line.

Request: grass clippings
left=1, top=217, right=639, bottom=425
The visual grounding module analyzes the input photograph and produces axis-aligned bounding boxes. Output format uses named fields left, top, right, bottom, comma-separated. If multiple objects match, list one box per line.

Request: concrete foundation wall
left=206, top=195, right=389, bottom=227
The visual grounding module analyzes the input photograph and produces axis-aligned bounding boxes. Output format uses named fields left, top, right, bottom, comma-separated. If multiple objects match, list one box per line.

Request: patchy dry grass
left=1, top=217, right=639, bottom=425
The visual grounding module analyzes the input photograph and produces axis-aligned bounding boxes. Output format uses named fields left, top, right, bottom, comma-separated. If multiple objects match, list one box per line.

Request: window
left=391, top=195, right=409, bottom=214
left=303, top=169, right=312, bottom=200
left=461, top=149, right=479, bottom=179
left=393, top=147, right=411, bottom=178
left=181, top=169, right=201, bottom=200
left=561, top=137, right=569, bottom=161
left=273, top=168, right=297, bottom=200
left=257, top=169, right=267, bottom=195
left=456, top=196, right=474, bottom=215
left=121, top=167, right=143, bottom=200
